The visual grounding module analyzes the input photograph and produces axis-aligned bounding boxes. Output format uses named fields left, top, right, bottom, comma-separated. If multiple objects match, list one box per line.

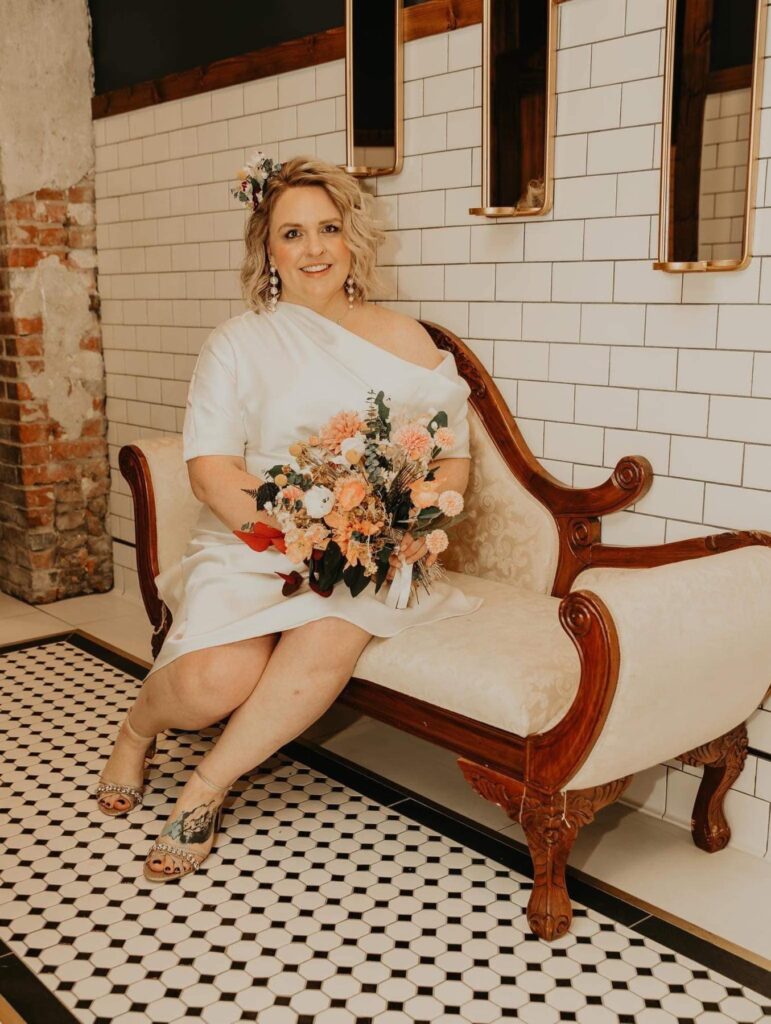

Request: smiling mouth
left=301, top=264, right=332, bottom=274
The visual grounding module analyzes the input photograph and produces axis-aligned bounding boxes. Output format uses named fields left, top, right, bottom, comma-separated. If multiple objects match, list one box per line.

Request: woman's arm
left=427, top=456, right=470, bottom=498
left=187, top=455, right=281, bottom=533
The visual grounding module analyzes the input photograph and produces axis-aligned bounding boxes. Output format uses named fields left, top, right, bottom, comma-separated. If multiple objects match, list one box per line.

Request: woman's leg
left=146, top=617, right=372, bottom=874
left=97, top=633, right=279, bottom=812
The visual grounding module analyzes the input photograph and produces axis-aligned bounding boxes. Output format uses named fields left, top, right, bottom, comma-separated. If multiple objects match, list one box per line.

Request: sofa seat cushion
left=352, top=571, right=581, bottom=737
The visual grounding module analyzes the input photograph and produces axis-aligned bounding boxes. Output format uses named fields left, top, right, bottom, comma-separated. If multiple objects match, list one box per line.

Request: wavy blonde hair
left=240, top=155, right=386, bottom=313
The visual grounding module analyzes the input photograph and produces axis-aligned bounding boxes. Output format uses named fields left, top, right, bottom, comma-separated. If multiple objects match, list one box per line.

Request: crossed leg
left=145, top=616, right=373, bottom=876
left=96, top=632, right=280, bottom=813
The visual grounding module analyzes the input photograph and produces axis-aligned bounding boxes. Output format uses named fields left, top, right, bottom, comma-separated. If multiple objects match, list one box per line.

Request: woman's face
left=267, top=185, right=351, bottom=311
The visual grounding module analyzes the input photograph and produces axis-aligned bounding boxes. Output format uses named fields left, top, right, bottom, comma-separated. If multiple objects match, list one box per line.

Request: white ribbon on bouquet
left=385, top=556, right=413, bottom=610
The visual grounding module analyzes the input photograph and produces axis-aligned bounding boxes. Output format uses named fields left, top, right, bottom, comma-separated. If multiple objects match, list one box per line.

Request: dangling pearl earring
left=268, top=260, right=280, bottom=313
left=345, top=274, right=355, bottom=310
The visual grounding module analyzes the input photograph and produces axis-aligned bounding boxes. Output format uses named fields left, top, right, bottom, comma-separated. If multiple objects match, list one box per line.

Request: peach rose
left=335, top=476, right=367, bottom=511
left=409, top=479, right=440, bottom=510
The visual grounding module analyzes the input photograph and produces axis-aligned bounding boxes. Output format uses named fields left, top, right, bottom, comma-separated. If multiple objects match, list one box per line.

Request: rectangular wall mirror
left=470, top=0, right=561, bottom=218
left=344, top=0, right=403, bottom=178
left=655, top=0, right=768, bottom=272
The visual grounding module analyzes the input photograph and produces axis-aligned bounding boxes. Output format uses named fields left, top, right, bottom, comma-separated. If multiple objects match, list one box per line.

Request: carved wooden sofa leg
left=678, top=723, right=749, bottom=853
left=458, top=758, right=631, bottom=941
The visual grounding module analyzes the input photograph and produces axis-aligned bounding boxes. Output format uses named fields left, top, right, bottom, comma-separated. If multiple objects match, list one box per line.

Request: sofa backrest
left=440, top=406, right=559, bottom=594
left=137, top=436, right=202, bottom=575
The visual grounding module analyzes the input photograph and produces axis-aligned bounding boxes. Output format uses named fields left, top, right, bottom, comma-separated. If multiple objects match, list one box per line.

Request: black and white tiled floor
left=1, top=632, right=769, bottom=1024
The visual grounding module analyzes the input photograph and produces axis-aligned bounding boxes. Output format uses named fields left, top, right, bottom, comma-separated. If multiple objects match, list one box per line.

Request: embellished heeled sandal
left=143, top=765, right=231, bottom=884
left=94, top=714, right=158, bottom=817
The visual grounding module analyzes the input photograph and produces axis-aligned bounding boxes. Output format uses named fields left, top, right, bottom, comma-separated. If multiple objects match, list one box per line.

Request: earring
left=268, top=261, right=280, bottom=313
left=345, top=274, right=355, bottom=310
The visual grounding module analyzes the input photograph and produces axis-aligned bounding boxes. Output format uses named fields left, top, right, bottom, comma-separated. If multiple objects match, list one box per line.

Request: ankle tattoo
left=162, top=800, right=218, bottom=844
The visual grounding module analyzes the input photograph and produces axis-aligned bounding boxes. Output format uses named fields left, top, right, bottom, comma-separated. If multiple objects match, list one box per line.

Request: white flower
left=340, top=433, right=366, bottom=462
left=303, top=485, right=335, bottom=518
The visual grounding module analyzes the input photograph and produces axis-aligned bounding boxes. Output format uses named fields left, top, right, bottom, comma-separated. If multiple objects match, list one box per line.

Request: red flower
left=234, top=521, right=287, bottom=554
left=275, top=570, right=303, bottom=596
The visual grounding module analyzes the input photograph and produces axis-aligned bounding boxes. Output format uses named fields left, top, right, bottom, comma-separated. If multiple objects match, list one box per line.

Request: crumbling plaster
left=0, top=0, right=94, bottom=201
left=13, top=256, right=102, bottom=439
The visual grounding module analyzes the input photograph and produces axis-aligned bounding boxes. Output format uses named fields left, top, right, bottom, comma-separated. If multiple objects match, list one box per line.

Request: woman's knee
left=166, top=634, right=278, bottom=719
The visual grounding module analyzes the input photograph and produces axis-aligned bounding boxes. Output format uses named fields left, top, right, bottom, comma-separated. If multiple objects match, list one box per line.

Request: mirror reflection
left=345, top=0, right=403, bottom=177
left=657, top=0, right=766, bottom=270
left=471, top=0, right=556, bottom=218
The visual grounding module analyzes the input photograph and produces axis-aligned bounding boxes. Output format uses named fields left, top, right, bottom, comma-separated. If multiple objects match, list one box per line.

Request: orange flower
left=350, top=518, right=383, bottom=537
left=335, top=476, right=367, bottom=511
left=280, top=485, right=304, bottom=503
left=409, top=479, right=440, bottom=509
left=319, top=411, right=366, bottom=454
left=393, top=423, right=432, bottom=460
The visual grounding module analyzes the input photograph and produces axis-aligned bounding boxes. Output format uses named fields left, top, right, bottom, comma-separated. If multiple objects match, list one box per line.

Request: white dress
left=146, top=301, right=484, bottom=679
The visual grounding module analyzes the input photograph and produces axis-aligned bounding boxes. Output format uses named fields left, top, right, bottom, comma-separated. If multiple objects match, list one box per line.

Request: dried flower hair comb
left=231, top=149, right=283, bottom=210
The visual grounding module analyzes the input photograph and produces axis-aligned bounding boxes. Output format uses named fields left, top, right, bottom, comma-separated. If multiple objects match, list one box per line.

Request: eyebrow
left=277, top=218, right=342, bottom=231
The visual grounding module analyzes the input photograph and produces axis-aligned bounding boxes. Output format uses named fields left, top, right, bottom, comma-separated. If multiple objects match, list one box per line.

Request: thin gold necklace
left=335, top=302, right=355, bottom=325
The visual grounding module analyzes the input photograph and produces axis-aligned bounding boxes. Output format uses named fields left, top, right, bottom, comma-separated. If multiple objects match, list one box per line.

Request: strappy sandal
left=143, top=766, right=231, bottom=884
left=94, top=714, right=158, bottom=817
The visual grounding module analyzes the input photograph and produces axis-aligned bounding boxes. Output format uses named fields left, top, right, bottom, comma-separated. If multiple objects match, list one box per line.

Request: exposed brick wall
left=0, top=174, right=112, bottom=602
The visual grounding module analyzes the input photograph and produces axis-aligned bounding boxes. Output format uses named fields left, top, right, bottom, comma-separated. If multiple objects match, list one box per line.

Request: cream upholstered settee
left=120, top=321, right=771, bottom=941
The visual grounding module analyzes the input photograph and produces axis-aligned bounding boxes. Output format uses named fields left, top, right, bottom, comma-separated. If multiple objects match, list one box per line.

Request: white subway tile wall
left=95, top=5, right=771, bottom=855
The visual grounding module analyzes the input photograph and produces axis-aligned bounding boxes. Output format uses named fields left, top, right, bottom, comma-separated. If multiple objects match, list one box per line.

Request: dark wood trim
left=92, top=0, right=483, bottom=120
left=584, top=528, right=771, bottom=573
left=420, top=320, right=653, bottom=597
left=340, top=677, right=526, bottom=776
left=117, top=444, right=169, bottom=659
left=707, top=64, right=753, bottom=94
left=679, top=723, right=749, bottom=853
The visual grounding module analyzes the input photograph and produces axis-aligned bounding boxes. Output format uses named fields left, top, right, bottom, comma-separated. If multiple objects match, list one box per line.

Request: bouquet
left=234, top=390, right=466, bottom=609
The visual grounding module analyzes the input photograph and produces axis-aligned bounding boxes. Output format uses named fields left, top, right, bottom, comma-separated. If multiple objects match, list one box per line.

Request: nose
left=305, top=231, right=327, bottom=256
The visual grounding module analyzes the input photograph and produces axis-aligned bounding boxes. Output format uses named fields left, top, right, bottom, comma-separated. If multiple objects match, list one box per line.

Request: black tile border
left=0, top=941, right=78, bottom=1024
left=1, top=631, right=770, bottom=1006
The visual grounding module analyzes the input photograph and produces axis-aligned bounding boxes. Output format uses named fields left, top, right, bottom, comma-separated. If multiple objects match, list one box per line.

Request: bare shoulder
left=365, top=305, right=444, bottom=370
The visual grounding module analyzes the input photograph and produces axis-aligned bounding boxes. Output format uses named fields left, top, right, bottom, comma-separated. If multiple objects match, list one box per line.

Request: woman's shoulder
left=365, top=304, right=445, bottom=370
left=202, top=309, right=276, bottom=360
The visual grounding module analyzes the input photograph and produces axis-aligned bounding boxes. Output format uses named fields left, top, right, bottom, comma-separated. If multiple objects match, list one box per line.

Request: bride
left=94, top=154, right=482, bottom=882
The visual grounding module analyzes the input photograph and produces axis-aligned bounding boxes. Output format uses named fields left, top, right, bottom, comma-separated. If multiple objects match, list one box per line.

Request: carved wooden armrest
left=530, top=455, right=653, bottom=517
left=585, top=528, right=771, bottom=572
left=118, top=443, right=168, bottom=655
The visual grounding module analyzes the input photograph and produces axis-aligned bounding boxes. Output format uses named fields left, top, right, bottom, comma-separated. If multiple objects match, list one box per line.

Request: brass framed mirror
left=343, top=0, right=403, bottom=178
left=470, top=0, right=565, bottom=218
left=655, top=0, right=768, bottom=272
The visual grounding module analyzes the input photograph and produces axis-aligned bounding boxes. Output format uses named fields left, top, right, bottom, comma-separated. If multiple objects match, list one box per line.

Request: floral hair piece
left=232, top=150, right=282, bottom=211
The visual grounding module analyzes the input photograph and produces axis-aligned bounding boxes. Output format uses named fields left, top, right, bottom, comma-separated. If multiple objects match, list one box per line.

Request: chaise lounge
left=120, top=320, right=771, bottom=940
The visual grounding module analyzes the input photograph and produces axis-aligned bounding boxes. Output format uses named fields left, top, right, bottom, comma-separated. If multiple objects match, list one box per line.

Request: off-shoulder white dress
left=146, top=301, right=483, bottom=678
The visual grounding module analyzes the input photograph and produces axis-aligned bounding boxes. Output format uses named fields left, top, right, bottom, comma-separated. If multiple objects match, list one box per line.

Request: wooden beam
left=93, top=0, right=483, bottom=119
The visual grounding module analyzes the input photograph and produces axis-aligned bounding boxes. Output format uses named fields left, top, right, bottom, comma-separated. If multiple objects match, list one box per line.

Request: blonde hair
left=240, top=155, right=386, bottom=313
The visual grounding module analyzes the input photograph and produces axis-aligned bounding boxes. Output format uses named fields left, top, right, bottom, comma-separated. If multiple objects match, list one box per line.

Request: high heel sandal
left=94, top=714, right=158, bottom=817
left=143, top=765, right=231, bottom=884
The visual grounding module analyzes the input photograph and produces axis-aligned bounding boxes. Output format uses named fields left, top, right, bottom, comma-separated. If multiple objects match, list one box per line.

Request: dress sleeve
left=182, top=327, right=247, bottom=461
left=434, top=351, right=472, bottom=459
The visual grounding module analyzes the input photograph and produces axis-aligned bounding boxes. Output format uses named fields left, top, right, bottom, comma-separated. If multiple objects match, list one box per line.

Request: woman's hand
left=385, top=531, right=437, bottom=581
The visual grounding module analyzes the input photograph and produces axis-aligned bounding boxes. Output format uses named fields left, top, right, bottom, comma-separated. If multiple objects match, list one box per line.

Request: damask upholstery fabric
left=354, top=571, right=580, bottom=737
left=441, top=409, right=560, bottom=595
left=567, top=546, right=771, bottom=791
left=140, top=436, right=201, bottom=575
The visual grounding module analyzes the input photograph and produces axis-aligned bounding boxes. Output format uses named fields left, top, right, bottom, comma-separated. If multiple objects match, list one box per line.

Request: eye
left=284, top=229, right=300, bottom=239
left=323, top=224, right=341, bottom=233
